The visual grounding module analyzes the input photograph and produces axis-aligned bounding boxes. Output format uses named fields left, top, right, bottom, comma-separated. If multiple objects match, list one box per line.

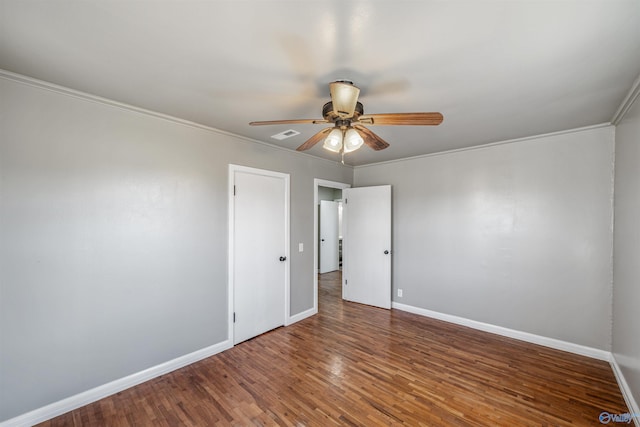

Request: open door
left=342, top=185, right=391, bottom=309
left=319, top=200, right=340, bottom=273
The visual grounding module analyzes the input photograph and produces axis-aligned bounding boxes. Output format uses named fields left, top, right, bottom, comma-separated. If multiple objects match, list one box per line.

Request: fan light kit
left=322, top=127, right=364, bottom=153
left=250, top=80, right=443, bottom=162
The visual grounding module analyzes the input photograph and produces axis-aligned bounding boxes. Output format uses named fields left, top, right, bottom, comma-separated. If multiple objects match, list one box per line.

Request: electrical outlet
left=397, top=289, right=403, bottom=298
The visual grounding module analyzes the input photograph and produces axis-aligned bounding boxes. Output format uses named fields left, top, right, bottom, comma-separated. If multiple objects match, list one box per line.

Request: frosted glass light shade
left=329, top=82, right=360, bottom=118
left=343, top=128, right=364, bottom=153
left=323, top=128, right=343, bottom=153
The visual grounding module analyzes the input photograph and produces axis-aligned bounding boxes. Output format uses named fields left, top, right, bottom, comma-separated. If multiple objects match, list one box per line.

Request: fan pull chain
left=341, top=150, right=345, bottom=165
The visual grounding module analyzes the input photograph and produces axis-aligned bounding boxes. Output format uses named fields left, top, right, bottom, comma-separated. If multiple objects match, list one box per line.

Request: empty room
left=1, top=1, right=639, bottom=426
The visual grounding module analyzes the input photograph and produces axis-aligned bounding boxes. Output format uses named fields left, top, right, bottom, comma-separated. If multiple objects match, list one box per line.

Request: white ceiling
left=1, top=0, right=639, bottom=166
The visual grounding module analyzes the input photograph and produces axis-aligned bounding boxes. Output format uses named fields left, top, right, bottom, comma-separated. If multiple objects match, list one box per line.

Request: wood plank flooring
left=39, top=271, right=627, bottom=426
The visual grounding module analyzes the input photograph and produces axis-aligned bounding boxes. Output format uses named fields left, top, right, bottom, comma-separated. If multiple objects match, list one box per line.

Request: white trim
left=0, top=340, right=232, bottom=427
left=612, top=72, right=640, bottom=125
left=313, top=179, right=351, bottom=316
left=392, top=302, right=611, bottom=361
left=3, top=69, right=623, bottom=169
left=287, top=307, right=317, bottom=325
left=283, top=173, right=292, bottom=325
left=6, top=68, right=632, bottom=168
left=227, top=166, right=236, bottom=344
left=608, top=135, right=616, bottom=352
left=393, top=300, right=640, bottom=419
left=0, top=69, right=352, bottom=169
left=355, top=123, right=613, bottom=169
left=610, top=355, right=640, bottom=426
left=228, top=165, right=291, bottom=338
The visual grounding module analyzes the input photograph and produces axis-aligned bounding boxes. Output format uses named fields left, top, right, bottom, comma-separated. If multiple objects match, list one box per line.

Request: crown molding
left=355, top=123, right=612, bottom=169
left=0, top=69, right=353, bottom=170
left=612, top=72, right=640, bottom=125
left=4, top=67, right=630, bottom=169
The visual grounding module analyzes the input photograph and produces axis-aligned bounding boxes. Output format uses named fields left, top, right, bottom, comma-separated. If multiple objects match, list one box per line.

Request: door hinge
left=344, top=198, right=347, bottom=204
left=233, top=312, right=236, bottom=323
left=233, top=185, right=236, bottom=196
left=345, top=279, right=348, bottom=285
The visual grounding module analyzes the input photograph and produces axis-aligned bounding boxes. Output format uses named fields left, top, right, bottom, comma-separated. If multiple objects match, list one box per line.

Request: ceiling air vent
left=271, top=129, right=300, bottom=140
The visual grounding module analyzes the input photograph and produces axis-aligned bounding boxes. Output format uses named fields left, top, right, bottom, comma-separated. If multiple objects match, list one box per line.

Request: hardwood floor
left=40, top=270, right=627, bottom=426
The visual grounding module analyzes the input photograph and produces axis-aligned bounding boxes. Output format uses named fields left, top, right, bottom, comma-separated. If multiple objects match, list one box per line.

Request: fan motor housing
left=322, top=101, right=364, bottom=122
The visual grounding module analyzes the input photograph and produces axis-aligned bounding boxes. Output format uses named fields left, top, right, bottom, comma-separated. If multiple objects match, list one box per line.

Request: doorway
left=313, top=179, right=351, bottom=314
left=314, top=181, right=392, bottom=312
left=229, top=165, right=290, bottom=345
left=319, top=191, right=342, bottom=274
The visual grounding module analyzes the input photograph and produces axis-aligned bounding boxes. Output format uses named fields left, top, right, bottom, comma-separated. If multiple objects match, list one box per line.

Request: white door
left=231, top=166, right=289, bottom=344
left=342, top=185, right=391, bottom=309
left=319, top=200, right=340, bottom=273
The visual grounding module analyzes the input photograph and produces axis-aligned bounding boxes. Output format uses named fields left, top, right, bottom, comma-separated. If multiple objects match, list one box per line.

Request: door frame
left=313, top=179, right=351, bottom=313
left=228, top=164, right=290, bottom=344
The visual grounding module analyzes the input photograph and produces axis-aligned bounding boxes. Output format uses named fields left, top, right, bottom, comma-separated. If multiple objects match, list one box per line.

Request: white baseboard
left=4, top=305, right=637, bottom=426
left=609, top=354, right=640, bottom=427
left=392, top=302, right=611, bottom=361
left=0, top=340, right=233, bottom=427
left=287, top=307, right=317, bottom=325
left=3, top=305, right=319, bottom=427
left=391, top=303, right=640, bottom=418
left=392, top=302, right=640, bottom=419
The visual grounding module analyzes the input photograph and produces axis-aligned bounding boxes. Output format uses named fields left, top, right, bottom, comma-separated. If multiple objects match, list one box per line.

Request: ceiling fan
left=250, top=80, right=443, bottom=158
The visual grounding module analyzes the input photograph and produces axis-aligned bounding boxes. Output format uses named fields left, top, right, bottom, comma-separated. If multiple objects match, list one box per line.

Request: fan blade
left=358, top=112, right=443, bottom=126
left=353, top=125, right=390, bottom=151
left=296, top=127, right=333, bottom=151
left=249, top=119, right=328, bottom=126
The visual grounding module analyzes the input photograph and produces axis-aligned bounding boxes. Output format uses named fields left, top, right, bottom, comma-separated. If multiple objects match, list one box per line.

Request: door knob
left=384, top=250, right=389, bottom=255
left=279, top=256, right=287, bottom=262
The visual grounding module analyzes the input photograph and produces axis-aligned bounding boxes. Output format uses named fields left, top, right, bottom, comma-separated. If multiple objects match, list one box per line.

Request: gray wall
left=1, top=71, right=634, bottom=422
left=354, top=127, right=615, bottom=350
left=612, top=98, right=640, bottom=406
left=0, top=76, right=352, bottom=421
